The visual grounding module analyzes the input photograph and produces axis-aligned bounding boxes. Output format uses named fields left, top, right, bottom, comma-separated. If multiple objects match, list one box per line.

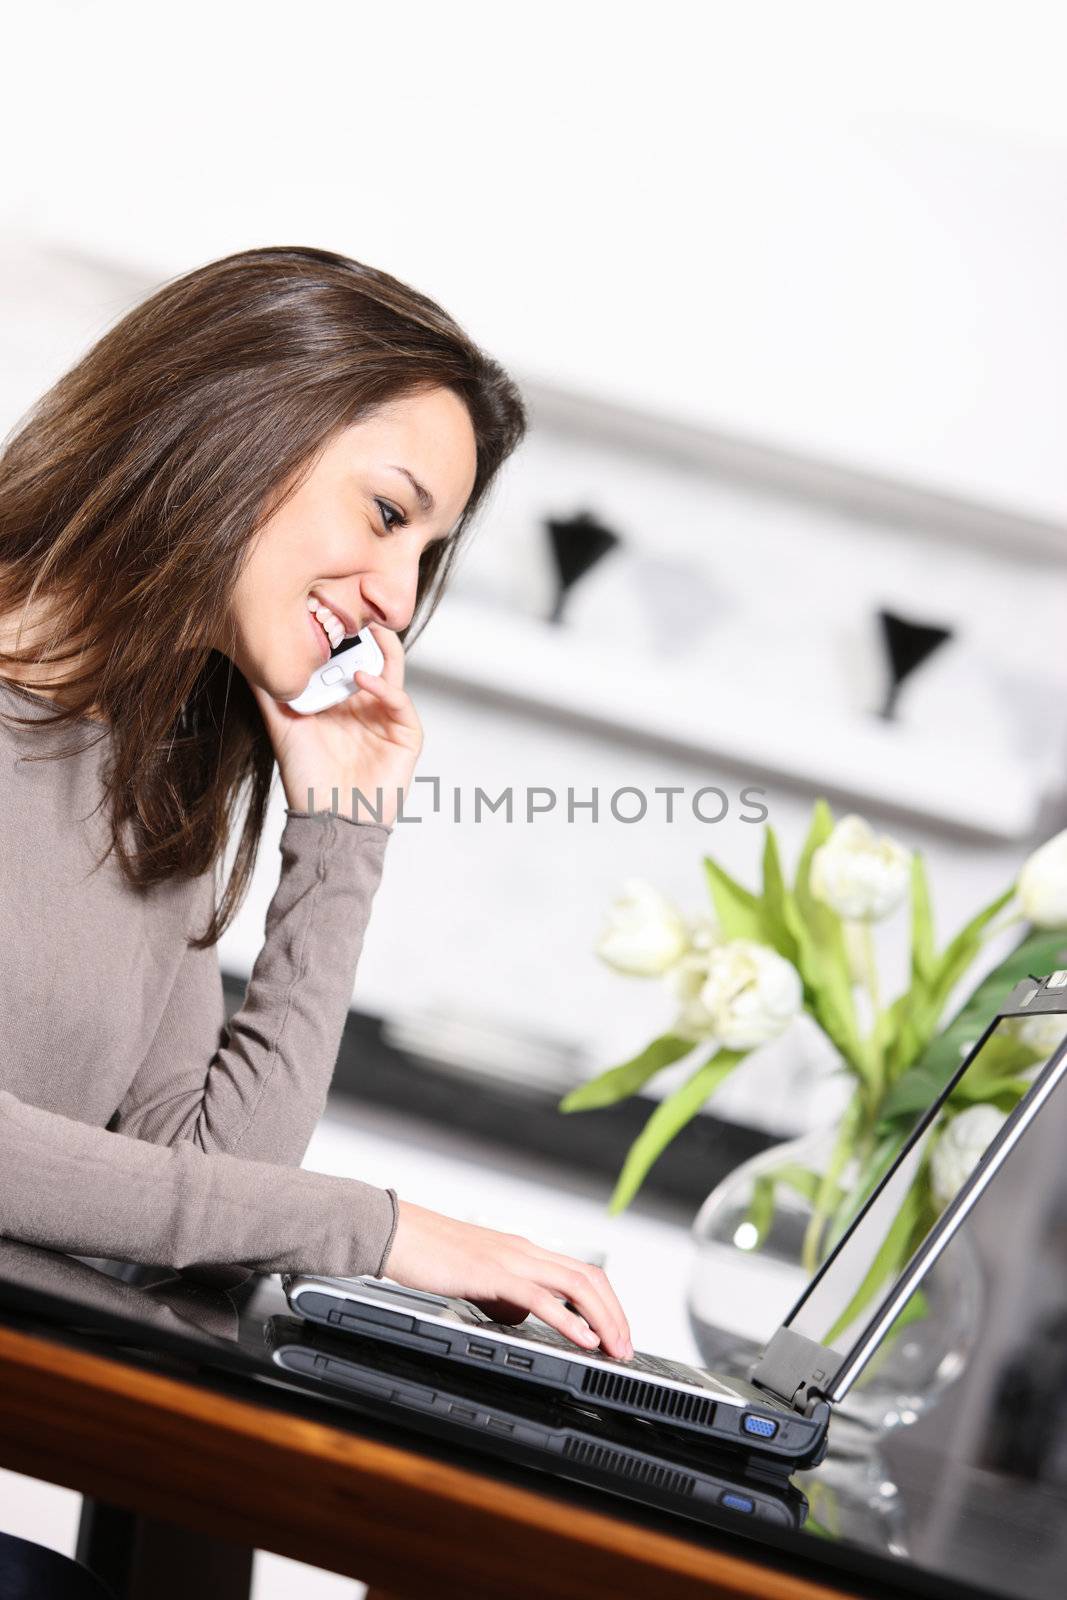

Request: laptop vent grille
left=579, top=1368, right=715, bottom=1426
left=563, top=1437, right=696, bottom=1496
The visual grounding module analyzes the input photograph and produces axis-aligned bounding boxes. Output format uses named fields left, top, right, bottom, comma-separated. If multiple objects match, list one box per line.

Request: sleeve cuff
left=284, top=806, right=393, bottom=836
left=374, top=1187, right=400, bottom=1278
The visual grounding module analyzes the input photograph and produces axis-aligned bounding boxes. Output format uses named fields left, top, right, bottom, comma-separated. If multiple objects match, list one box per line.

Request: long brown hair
left=0, top=245, right=527, bottom=947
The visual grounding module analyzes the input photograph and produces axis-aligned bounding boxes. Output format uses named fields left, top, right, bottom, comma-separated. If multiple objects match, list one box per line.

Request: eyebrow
left=386, top=464, right=436, bottom=516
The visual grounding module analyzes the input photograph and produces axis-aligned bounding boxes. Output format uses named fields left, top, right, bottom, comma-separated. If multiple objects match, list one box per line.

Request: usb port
left=505, top=1352, right=534, bottom=1370
left=467, top=1340, right=495, bottom=1360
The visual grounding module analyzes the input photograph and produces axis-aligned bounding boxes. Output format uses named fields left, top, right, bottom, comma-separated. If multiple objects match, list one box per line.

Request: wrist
left=377, top=1187, right=401, bottom=1277
left=284, top=779, right=401, bottom=829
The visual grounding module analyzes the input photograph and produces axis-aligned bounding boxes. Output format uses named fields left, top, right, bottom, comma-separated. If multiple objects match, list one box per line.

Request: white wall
left=2, top=236, right=1060, bottom=1136
left=3, top=1, right=1067, bottom=519
left=225, top=691, right=1034, bottom=1130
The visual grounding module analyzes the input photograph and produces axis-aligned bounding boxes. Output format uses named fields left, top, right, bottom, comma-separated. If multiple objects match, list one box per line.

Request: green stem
left=860, top=922, right=881, bottom=1017
left=801, top=1090, right=864, bottom=1275
left=822, top=1120, right=878, bottom=1256
left=854, top=920, right=886, bottom=1112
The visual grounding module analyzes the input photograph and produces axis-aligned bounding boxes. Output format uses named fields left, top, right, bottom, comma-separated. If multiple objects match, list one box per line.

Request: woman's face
left=223, top=384, right=479, bottom=702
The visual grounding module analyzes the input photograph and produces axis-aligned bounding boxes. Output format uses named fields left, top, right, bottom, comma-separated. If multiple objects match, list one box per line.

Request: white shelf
left=405, top=597, right=1044, bottom=842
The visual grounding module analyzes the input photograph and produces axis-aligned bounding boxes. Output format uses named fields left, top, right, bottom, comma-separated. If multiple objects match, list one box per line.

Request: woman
left=0, top=245, right=633, bottom=1363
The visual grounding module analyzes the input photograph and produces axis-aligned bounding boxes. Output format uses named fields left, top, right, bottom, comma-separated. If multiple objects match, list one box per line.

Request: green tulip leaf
left=773, top=1162, right=835, bottom=1208
left=787, top=801, right=863, bottom=1069
left=950, top=1076, right=1031, bottom=1114
left=910, top=852, right=937, bottom=990
left=558, top=1033, right=702, bottom=1113
left=926, top=886, right=1017, bottom=1016
left=608, top=1050, right=745, bottom=1213
left=793, top=798, right=835, bottom=911
left=783, top=900, right=863, bottom=1074
left=759, top=828, right=800, bottom=965
left=743, top=1163, right=835, bottom=1249
left=881, top=925, right=1067, bottom=1123
left=747, top=1175, right=777, bottom=1248
left=945, top=1031, right=1042, bottom=1100
left=703, top=856, right=764, bottom=941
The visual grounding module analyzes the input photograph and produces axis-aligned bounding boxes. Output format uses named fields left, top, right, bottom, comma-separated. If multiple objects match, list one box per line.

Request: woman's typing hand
left=382, top=1198, right=634, bottom=1361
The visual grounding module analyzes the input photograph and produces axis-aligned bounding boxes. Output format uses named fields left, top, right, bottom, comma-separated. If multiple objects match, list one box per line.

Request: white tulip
left=698, top=939, right=803, bottom=1051
left=930, top=1105, right=1008, bottom=1210
left=685, top=913, right=722, bottom=954
left=810, top=814, right=911, bottom=923
left=595, top=878, right=689, bottom=977
left=667, top=953, right=719, bottom=1040
left=1017, top=828, right=1067, bottom=929
left=663, top=915, right=725, bottom=1040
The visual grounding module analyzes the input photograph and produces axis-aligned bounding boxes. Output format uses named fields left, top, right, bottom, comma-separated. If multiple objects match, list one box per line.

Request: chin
left=244, top=655, right=311, bottom=706
left=273, top=673, right=312, bottom=704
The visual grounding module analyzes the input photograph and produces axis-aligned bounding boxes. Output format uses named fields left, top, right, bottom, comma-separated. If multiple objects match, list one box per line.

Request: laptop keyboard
left=624, top=1350, right=703, bottom=1379
left=488, top=1316, right=704, bottom=1383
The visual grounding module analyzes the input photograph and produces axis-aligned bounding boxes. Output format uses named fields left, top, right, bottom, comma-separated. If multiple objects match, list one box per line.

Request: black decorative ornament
left=876, top=608, right=954, bottom=721
left=543, top=509, right=622, bottom=625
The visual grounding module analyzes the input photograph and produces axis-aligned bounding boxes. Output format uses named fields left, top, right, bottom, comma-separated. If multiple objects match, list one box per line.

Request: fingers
left=497, top=1247, right=631, bottom=1359
left=522, top=1284, right=620, bottom=1355
left=365, top=622, right=404, bottom=689
left=579, top=1265, right=632, bottom=1356
left=520, top=1249, right=632, bottom=1359
left=540, top=1261, right=632, bottom=1360
left=353, top=669, right=421, bottom=738
left=384, top=1204, right=633, bottom=1361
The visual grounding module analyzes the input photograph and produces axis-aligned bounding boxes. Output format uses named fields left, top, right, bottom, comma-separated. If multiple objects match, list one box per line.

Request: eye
left=375, top=497, right=408, bottom=534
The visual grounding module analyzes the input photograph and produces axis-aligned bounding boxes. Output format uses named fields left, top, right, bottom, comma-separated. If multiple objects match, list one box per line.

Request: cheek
left=244, top=532, right=303, bottom=606
left=221, top=563, right=282, bottom=660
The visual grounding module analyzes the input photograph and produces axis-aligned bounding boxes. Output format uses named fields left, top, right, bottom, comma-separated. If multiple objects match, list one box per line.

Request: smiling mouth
left=308, top=591, right=360, bottom=643
left=308, top=608, right=335, bottom=659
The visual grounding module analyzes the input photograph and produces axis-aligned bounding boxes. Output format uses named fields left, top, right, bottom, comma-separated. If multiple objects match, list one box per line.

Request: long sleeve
left=0, top=1088, right=398, bottom=1277
left=2, top=668, right=403, bottom=1280
left=0, top=796, right=400, bottom=1280
left=110, top=808, right=392, bottom=1167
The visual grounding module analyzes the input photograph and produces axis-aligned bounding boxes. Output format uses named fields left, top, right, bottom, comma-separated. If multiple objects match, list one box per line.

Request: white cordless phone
left=285, top=629, right=386, bottom=715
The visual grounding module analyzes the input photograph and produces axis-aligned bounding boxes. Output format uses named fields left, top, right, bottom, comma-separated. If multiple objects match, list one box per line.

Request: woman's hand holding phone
left=250, top=623, right=420, bottom=829
left=382, top=1198, right=635, bottom=1362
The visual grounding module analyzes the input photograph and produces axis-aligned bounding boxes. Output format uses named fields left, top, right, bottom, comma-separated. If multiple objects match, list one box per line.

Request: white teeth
left=307, top=595, right=345, bottom=649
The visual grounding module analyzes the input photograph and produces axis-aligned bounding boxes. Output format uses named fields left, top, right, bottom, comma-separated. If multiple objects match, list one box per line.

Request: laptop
left=285, top=971, right=1067, bottom=1472
left=264, top=1312, right=808, bottom=1531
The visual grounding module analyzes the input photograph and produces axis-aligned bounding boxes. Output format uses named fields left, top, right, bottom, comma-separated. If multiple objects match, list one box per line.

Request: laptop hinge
left=749, top=1327, right=840, bottom=1418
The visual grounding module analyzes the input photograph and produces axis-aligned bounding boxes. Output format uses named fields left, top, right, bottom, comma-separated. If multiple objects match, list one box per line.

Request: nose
left=356, top=552, right=422, bottom=634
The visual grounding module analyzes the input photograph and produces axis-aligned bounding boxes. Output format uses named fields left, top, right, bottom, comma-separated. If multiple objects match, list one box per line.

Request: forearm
left=113, top=809, right=392, bottom=1166
left=0, top=1088, right=398, bottom=1277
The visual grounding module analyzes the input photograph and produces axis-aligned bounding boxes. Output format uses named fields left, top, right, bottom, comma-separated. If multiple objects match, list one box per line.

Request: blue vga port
left=742, top=1413, right=779, bottom=1438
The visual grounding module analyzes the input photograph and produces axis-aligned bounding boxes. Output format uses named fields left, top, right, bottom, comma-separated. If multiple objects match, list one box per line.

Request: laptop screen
left=782, top=1007, right=1067, bottom=1397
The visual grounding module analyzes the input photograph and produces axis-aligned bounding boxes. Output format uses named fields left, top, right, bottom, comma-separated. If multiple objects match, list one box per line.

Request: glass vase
left=686, top=1126, right=984, bottom=1441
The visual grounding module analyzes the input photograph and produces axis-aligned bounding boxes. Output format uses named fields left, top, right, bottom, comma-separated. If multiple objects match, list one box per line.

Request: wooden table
left=5, top=1245, right=1062, bottom=1600
left=0, top=1317, right=870, bottom=1600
